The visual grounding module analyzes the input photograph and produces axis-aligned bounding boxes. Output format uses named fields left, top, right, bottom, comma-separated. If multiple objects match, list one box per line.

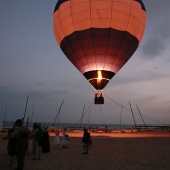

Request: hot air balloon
left=53, top=0, right=146, bottom=104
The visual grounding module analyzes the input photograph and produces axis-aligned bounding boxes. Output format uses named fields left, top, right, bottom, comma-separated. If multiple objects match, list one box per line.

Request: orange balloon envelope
left=53, top=0, right=146, bottom=103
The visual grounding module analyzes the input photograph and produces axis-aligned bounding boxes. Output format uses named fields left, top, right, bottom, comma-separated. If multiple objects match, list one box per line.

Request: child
left=61, top=128, right=69, bottom=148
left=54, top=130, right=60, bottom=147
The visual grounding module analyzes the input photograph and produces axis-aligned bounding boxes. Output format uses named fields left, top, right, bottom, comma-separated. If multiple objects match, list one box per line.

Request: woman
left=54, top=130, right=60, bottom=147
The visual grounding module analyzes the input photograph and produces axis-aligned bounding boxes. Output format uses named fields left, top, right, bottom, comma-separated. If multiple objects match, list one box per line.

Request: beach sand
left=0, top=130, right=170, bottom=170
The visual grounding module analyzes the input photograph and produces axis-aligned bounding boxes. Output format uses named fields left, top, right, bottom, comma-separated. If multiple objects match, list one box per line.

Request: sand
left=0, top=130, right=170, bottom=170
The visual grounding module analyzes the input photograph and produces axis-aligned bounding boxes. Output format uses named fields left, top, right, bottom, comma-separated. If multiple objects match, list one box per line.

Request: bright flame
left=97, top=70, right=102, bottom=84
left=97, top=71, right=102, bottom=80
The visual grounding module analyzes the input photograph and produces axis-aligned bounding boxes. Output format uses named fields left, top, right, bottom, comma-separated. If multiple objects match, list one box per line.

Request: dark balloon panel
left=54, top=0, right=69, bottom=12
left=60, top=28, right=138, bottom=75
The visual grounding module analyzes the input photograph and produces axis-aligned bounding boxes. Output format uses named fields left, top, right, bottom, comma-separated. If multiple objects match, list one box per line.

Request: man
left=81, top=128, right=92, bottom=154
left=31, top=123, right=38, bottom=154
left=32, top=123, right=43, bottom=160
left=14, top=119, right=30, bottom=170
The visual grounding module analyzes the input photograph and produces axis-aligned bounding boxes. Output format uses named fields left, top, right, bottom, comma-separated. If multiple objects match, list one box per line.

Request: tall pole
left=136, top=105, right=147, bottom=127
left=80, top=105, right=85, bottom=128
left=75, top=102, right=92, bottom=127
left=120, top=105, right=123, bottom=127
left=23, top=96, right=29, bottom=124
left=129, top=102, right=137, bottom=127
left=52, top=100, right=64, bottom=127
left=88, top=109, right=91, bottom=127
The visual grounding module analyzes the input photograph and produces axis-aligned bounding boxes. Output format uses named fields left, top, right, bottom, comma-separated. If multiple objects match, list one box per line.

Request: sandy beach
left=0, top=130, right=170, bottom=170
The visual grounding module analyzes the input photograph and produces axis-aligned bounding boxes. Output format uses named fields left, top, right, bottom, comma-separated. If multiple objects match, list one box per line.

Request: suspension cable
left=104, top=93, right=167, bottom=125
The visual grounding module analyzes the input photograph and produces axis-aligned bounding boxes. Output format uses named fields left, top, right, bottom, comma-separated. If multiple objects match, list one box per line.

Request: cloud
left=140, top=0, right=170, bottom=59
left=0, top=84, right=70, bottom=103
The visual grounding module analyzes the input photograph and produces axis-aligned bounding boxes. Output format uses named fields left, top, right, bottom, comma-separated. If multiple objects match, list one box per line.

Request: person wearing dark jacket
left=7, top=123, right=17, bottom=167
left=14, top=119, right=30, bottom=170
left=42, top=126, right=50, bottom=153
left=32, top=123, right=43, bottom=160
left=81, top=128, right=92, bottom=154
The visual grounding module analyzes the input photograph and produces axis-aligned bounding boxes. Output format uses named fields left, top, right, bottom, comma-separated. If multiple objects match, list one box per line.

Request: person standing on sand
left=81, top=128, right=92, bottom=154
left=31, top=123, right=38, bottom=154
left=42, top=126, right=50, bottom=153
left=7, top=123, right=18, bottom=167
left=32, top=123, right=43, bottom=160
left=61, top=128, right=69, bottom=148
left=13, top=119, right=30, bottom=170
left=54, top=130, right=60, bottom=147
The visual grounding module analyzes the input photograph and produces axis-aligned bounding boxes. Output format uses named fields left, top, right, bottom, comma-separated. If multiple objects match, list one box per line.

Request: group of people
left=54, top=127, right=92, bottom=154
left=7, top=119, right=30, bottom=170
left=54, top=128, right=70, bottom=148
left=6, top=121, right=92, bottom=169
left=6, top=119, right=50, bottom=170
left=31, top=123, right=50, bottom=160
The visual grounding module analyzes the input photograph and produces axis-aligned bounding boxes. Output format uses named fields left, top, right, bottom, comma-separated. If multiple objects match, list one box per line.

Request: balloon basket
left=94, top=91, right=104, bottom=104
left=94, top=96, right=104, bottom=104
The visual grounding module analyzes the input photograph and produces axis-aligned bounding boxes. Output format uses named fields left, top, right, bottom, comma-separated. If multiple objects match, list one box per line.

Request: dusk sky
left=0, top=0, right=170, bottom=126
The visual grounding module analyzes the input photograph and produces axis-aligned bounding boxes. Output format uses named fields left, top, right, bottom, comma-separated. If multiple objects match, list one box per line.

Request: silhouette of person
left=42, top=126, right=50, bottom=153
left=7, top=123, right=17, bottom=167
left=81, top=128, right=92, bottom=154
left=32, top=123, right=43, bottom=160
left=14, top=119, right=30, bottom=170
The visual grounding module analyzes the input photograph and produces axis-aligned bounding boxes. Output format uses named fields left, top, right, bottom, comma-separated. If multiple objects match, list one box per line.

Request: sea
left=1, top=120, right=134, bottom=130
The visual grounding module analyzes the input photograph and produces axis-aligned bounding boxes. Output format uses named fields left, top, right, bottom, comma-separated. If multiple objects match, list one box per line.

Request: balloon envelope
left=53, top=0, right=146, bottom=90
